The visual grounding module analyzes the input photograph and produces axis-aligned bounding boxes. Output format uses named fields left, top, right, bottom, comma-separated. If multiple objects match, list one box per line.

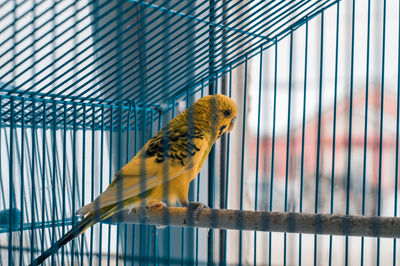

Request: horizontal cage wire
left=1, top=0, right=400, bottom=266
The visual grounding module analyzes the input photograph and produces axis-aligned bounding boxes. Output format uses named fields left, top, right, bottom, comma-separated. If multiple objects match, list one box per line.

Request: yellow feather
left=77, top=94, right=237, bottom=216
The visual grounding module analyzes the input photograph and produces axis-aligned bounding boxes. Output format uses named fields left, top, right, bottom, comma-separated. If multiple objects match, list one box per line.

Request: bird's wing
left=76, top=124, right=208, bottom=216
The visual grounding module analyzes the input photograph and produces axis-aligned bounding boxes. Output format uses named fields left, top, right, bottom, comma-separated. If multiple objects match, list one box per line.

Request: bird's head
left=188, top=94, right=238, bottom=139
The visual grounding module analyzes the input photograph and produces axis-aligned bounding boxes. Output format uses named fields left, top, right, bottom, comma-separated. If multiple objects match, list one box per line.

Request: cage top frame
left=0, top=0, right=339, bottom=110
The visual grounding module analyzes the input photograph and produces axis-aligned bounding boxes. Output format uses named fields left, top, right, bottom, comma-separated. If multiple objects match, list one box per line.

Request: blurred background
left=236, top=1, right=400, bottom=265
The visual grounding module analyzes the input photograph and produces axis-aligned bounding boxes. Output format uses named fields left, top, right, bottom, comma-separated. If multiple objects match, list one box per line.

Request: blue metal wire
left=79, top=103, right=87, bottom=266
left=115, top=3, right=124, bottom=263
left=124, top=104, right=132, bottom=266
left=2, top=218, right=78, bottom=234
left=7, top=4, right=17, bottom=265
left=377, top=1, right=387, bottom=265
left=61, top=103, right=68, bottom=264
left=99, top=105, right=105, bottom=266
left=138, top=1, right=150, bottom=260
left=195, top=84, right=204, bottom=266
left=299, top=18, right=309, bottom=266
left=238, top=57, right=248, bottom=266
left=283, top=31, right=294, bottom=266
left=40, top=101, right=47, bottom=256
left=148, top=110, right=154, bottom=266
left=89, top=104, right=96, bottom=266
left=8, top=97, right=14, bottom=266
left=49, top=1, right=60, bottom=261
left=0, top=1, right=48, bottom=39
left=0, top=98, right=4, bottom=252
left=155, top=109, right=162, bottom=266
left=135, top=0, right=266, bottom=41
left=345, top=0, right=355, bottom=264
left=313, top=11, right=324, bottom=266
left=394, top=3, right=400, bottom=265
left=72, top=102, right=78, bottom=264
left=51, top=101, right=57, bottom=266
left=329, top=3, right=340, bottom=266
left=253, top=47, right=263, bottom=266
left=269, top=40, right=278, bottom=266
left=19, top=98, right=25, bottom=265
left=182, top=84, right=194, bottom=266
left=0, top=97, right=4, bottom=263
left=0, top=1, right=73, bottom=57
left=139, top=97, right=147, bottom=265
left=167, top=97, right=176, bottom=265
left=361, top=1, right=371, bottom=265
left=223, top=67, right=232, bottom=266
left=208, top=4, right=216, bottom=264
left=132, top=102, right=138, bottom=265
left=107, top=106, right=114, bottom=266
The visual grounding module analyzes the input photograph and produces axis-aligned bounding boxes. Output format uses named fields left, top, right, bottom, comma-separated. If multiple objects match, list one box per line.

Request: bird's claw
left=147, top=202, right=168, bottom=230
left=183, top=202, right=208, bottom=223
left=147, top=202, right=167, bottom=210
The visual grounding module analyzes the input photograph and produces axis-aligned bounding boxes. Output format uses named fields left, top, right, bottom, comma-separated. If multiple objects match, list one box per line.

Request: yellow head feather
left=184, top=94, right=238, bottom=139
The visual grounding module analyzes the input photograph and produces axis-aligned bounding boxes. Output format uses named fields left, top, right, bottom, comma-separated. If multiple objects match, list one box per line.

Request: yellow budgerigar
left=31, top=94, right=238, bottom=265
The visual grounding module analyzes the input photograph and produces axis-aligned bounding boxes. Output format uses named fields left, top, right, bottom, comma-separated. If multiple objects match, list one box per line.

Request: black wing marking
left=145, top=126, right=204, bottom=166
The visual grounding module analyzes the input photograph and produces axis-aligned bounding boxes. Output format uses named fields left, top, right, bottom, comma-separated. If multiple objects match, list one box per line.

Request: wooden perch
left=105, top=207, right=400, bottom=238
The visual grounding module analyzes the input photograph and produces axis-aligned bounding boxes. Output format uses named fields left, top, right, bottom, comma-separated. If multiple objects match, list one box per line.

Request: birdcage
left=2, top=0, right=400, bottom=265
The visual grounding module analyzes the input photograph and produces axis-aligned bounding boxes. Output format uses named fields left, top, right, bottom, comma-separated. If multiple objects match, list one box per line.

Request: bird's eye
left=223, top=110, right=231, bottom=117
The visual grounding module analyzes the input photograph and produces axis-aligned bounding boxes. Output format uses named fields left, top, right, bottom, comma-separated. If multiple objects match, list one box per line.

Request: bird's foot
left=147, top=202, right=168, bottom=229
left=129, top=207, right=138, bottom=214
left=147, top=201, right=167, bottom=210
left=182, top=202, right=208, bottom=223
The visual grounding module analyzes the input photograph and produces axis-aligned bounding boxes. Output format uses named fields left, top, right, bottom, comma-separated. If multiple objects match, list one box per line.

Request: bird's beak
left=228, top=116, right=237, bottom=132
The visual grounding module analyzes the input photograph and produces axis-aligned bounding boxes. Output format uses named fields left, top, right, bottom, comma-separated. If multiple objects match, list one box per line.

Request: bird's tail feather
left=76, top=202, right=94, bottom=216
left=30, top=203, right=121, bottom=265
left=29, top=213, right=96, bottom=266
